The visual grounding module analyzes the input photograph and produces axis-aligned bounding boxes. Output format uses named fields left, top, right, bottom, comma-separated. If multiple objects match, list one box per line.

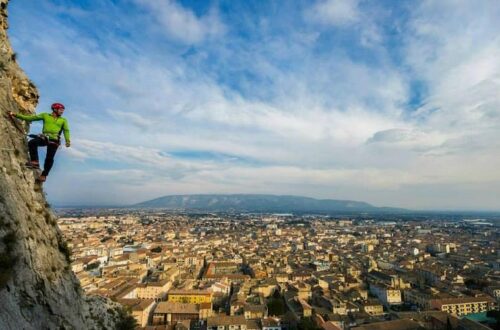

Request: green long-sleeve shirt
left=15, top=112, right=70, bottom=142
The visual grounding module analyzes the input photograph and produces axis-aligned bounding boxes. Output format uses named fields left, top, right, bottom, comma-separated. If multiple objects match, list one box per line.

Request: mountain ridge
left=134, top=193, right=408, bottom=213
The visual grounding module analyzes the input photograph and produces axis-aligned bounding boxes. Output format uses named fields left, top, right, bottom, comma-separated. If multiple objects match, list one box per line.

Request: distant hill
left=133, top=194, right=406, bottom=213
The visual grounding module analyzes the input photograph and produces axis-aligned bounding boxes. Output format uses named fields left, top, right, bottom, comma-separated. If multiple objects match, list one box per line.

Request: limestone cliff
left=0, top=1, right=123, bottom=329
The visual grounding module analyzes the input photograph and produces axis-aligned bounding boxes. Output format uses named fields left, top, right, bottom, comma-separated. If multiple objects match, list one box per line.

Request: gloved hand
left=66, top=141, right=71, bottom=148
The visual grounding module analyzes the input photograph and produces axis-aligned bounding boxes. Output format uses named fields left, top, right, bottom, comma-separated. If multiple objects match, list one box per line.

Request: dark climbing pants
left=28, top=136, right=59, bottom=176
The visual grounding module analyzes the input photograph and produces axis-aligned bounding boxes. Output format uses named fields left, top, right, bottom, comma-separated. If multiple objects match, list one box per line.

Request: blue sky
left=7, top=0, right=500, bottom=210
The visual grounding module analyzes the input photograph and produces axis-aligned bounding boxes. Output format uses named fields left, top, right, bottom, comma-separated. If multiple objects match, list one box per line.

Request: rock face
left=0, top=1, right=122, bottom=329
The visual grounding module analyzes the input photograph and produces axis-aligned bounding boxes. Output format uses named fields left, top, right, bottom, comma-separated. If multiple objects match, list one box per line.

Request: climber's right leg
left=27, top=136, right=47, bottom=169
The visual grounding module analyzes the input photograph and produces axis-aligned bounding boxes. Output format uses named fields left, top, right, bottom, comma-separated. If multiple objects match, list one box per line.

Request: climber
left=8, top=102, right=71, bottom=182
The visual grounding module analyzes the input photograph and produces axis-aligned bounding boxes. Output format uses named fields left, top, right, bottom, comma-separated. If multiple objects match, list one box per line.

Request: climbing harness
left=29, top=134, right=61, bottom=147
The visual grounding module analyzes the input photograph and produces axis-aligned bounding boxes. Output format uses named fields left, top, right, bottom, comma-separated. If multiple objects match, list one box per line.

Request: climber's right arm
left=14, top=112, right=45, bottom=122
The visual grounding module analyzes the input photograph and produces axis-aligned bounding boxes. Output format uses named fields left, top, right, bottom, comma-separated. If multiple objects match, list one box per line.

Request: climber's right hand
left=8, top=111, right=15, bottom=118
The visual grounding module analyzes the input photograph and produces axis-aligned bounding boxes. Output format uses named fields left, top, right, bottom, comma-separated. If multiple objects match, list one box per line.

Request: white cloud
left=71, top=139, right=216, bottom=179
left=397, top=0, right=500, bottom=163
left=107, top=109, right=156, bottom=130
left=306, top=0, right=361, bottom=26
left=133, top=0, right=225, bottom=44
left=367, top=128, right=447, bottom=151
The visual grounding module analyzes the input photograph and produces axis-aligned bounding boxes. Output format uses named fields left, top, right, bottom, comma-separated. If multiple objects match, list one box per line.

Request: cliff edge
left=0, top=1, right=123, bottom=329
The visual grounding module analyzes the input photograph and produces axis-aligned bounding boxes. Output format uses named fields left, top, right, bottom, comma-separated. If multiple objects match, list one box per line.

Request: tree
left=446, top=317, right=452, bottom=330
left=115, top=307, right=138, bottom=330
left=151, top=246, right=162, bottom=253
left=267, top=298, right=286, bottom=316
left=298, top=317, right=321, bottom=330
left=464, top=278, right=488, bottom=290
left=86, top=261, right=100, bottom=270
left=486, top=310, right=500, bottom=330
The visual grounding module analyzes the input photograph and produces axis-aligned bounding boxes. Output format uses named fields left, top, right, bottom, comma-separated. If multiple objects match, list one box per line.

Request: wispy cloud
left=133, top=0, right=225, bottom=44
left=305, top=0, right=361, bottom=26
left=106, top=109, right=156, bottom=130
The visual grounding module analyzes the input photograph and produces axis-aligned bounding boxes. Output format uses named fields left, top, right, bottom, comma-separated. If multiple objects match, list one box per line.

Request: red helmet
left=51, top=103, right=65, bottom=110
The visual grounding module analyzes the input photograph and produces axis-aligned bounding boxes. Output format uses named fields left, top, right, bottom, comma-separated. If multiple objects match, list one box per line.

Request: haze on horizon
left=7, top=0, right=500, bottom=211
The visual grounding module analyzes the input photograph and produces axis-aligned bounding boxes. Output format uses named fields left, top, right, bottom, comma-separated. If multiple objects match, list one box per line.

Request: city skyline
left=8, top=1, right=500, bottom=210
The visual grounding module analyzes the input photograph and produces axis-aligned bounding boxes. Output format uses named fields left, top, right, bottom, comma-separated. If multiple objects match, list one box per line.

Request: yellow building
left=289, top=282, right=312, bottom=301
left=136, top=280, right=171, bottom=300
left=430, top=297, right=495, bottom=316
left=362, top=300, right=384, bottom=316
left=168, top=289, right=212, bottom=304
left=199, top=302, right=214, bottom=320
left=252, top=283, right=278, bottom=298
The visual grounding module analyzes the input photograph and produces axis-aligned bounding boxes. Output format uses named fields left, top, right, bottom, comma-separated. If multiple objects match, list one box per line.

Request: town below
left=56, top=209, right=500, bottom=330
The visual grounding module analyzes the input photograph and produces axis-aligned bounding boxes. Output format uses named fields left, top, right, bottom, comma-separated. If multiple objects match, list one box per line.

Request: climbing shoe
left=25, top=161, right=40, bottom=169
left=37, top=175, right=47, bottom=183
